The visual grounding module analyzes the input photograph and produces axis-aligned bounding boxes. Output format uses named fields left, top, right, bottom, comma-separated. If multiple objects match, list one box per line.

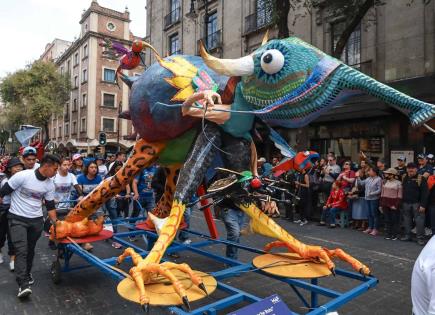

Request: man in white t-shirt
left=411, top=235, right=435, bottom=315
left=0, top=154, right=60, bottom=299
left=21, top=146, right=40, bottom=170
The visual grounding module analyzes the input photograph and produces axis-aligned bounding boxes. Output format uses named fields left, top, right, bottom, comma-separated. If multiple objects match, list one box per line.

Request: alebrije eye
left=260, top=49, right=285, bottom=74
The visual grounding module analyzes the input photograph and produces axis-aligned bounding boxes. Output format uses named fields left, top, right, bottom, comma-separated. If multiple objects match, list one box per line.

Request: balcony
left=164, top=7, right=181, bottom=29
left=244, top=6, right=274, bottom=35
left=199, top=29, right=222, bottom=52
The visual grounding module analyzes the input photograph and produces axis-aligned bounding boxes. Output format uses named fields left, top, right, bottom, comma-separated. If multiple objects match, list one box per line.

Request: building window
left=53, top=127, right=56, bottom=139
left=169, top=33, right=180, bottom=55
left=73, top=98, right=78, bottom=112
left=83, top=44, right=88, bottom=58
left=82, top=93, right=87, bottom=107
left=102, top=93, right=115, bottom=107
left=74, top=53, right=79, bottom=66
left=165, top=0, right=181, bottom=27
left=58, top=126, right=62, bottom=137
left=81, top=118, right=86, bottom=132
left=65, top=123, right=69, bottom=135
left=206, top=12, right=219, bottom=50
left=245, top=0, right=273, bottom=34
left=67, top=60, right=71, bottom=72
left=60, top=66, right=64, bottom=75
left=82, top=69, right=87, bottom=83
left=74, top=76, right=78, bottom=88
left=72, top=121, right=77, bottom=134
left=65, top=102, right=70, bottom=120
left=102, top=118, right=115, bottom=132
left=103, top=68, right=116, bottom=82
left=332, top=23, right=361, bottom=66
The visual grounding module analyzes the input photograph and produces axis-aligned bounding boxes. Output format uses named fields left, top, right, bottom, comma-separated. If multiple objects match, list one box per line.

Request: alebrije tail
left=338, top=65, right=435, bottom=126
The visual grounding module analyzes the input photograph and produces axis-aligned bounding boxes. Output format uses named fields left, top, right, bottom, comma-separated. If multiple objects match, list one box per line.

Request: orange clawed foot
left=117, top=248, right=208, bottom=312
left=263, top=240, right=371, bottom=276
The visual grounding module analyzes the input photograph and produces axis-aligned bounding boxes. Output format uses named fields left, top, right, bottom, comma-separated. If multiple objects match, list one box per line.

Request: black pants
left=383, top=207, right=400, bottom=238
left=430, top=203, right=435, bottom=235
left=0, top=210, right=14, bottom=256
left=8, top=214, right=43, bottom=287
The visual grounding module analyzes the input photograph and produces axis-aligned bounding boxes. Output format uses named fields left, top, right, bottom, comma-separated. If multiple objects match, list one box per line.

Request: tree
left=0, top=60, right=70, bottom=145
left=273, top=0, right=430, bottom=59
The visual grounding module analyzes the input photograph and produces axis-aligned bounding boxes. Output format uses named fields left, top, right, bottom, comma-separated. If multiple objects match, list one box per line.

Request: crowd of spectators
left=267, top=151, right=434, bottom=246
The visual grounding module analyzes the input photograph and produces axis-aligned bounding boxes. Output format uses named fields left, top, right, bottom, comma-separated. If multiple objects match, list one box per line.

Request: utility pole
left=117, top=101, right=122, bottom=151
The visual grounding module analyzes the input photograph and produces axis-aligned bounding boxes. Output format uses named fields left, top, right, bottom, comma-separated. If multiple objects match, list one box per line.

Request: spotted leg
left=64, top=139, right=166, bottom=223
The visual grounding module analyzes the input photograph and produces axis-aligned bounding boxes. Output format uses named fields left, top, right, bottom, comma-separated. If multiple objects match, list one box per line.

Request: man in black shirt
left=417, top=153, right=432, bottom=178
left=400, top=163, right=429, bottom=245
left=394, top=156, right=407, bottom=178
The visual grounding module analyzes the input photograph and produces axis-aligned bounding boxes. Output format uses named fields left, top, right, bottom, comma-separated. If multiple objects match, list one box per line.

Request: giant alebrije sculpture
left=59, top=35, right=434, bottom=311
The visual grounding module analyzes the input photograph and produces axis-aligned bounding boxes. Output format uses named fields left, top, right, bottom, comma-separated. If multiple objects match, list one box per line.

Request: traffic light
left=98, top=132, right=107, bottom=145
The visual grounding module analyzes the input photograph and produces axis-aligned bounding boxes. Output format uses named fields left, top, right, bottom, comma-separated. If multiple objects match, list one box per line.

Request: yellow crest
left=159, top=56, right=198, bottom=102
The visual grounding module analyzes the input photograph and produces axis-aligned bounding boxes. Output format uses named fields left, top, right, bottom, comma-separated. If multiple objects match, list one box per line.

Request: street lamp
left=185, top=0, right=198, bottom=20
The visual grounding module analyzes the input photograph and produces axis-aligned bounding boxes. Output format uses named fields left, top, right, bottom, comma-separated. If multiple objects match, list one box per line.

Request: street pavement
left=0, top=213, right=424, bottom=315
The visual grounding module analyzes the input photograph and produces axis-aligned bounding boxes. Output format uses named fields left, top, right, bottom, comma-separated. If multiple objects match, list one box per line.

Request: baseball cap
left=417, top=153, right=426, bottom=159
left=22, top=146, right=37, bottom=158
left=6, top=157, right=24, bottom=169
left=72, top=153, right=82, bottom=161
left=406, top=162, right=418, bottom=169
left=427, top=154, right=434, bottom=159
left=397, top=155, right=406, bottom=161
left=258, top=157, right=266, bottom=163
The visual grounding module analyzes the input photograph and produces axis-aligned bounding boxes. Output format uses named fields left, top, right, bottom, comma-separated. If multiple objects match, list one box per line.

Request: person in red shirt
left=319, top=179, right=348, bottom=228
left=337, top=160, right=356, bottom=191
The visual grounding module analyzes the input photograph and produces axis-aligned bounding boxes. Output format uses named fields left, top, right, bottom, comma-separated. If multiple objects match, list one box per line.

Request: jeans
left=329, top=207, right=341, bottom=225
left=222, top=208, right=246, bottom=260
left=104, top=198, right=118, bottom=233
left=402, top=202, right=425, bottom=239
left=132, top=196, right=155, bottom=218
left=178, top=207, right=192, bottom=242
left=8, top=215, right=43, bottom=287
left=383, top=207, right=400, bottom=237
left=0, top=210, right=14, bottom=256
left=366, top=199, right=379, bottom=230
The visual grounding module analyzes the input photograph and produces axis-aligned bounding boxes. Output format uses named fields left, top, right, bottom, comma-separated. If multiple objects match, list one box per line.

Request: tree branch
left=332, top=0, right=374, bottom=59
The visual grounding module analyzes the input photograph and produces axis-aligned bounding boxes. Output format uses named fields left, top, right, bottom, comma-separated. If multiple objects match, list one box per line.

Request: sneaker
left=329, top=224, right=336, bottom=229
left=400, top=236, right=412, bottom=242
left=28, top=274, right=34, bottom=285
left=182, top=239, right=192, bottom=245
left=391, top=236, right=398, bottom=241
left=9, top=259, right=14, bottom=271
left=317, top=222, right=326, bottom=226
left=17, top=286, right=32, bottom=299
left=293, top=219, right=302, bottom=224
left=369, top=229, right=378, bottom=236
left=363, top=228, right=372, bottom=234
left=111, top=242, right=122, bottom=249
left=384, top=235, right=391, bottom=240
left=300, top=219, right=308, bottom=226
left=0, top=253, right=3, bottom=264
left=48, top=240, right=57, bottom=250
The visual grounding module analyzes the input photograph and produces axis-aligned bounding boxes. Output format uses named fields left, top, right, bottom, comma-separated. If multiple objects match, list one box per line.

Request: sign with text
left=227, top=294, right=294, bottom=315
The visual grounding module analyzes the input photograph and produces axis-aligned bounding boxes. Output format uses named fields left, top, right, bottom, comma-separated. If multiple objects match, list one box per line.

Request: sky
left=0, top=0, right=147, bottom=78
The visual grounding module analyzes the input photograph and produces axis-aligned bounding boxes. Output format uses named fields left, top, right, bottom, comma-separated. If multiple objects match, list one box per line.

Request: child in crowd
left=319, top=179, right=348, bottom=228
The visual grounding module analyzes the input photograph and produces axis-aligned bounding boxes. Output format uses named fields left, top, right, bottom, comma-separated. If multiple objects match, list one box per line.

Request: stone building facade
left=144, top=0, right=435, bottom=165
left=47, top=1, right=143, bottom=154
left=40, top=39, right=72, bottom=63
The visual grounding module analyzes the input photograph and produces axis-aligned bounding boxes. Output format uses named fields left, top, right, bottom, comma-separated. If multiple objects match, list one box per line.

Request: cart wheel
left=51, top=261, right=61, bottom=284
